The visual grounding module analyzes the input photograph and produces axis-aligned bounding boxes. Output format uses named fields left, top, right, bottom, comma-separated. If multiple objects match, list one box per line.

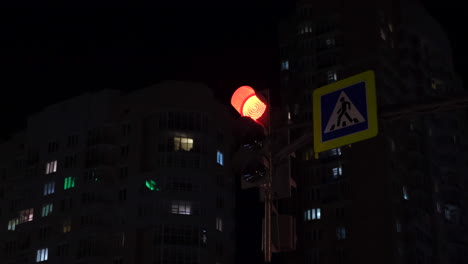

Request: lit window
left=330, top=148, right=342, bottom=156
left=217, top=151, right=224, bottom=166
left=304, top=148, right=314, bottom=160
left=45, top=160, right=57, bottom=174
left=63, top=219, right=71, bottom=233
left=332, top=166, right=342, bottom=178
left=36, top=248, right=48, bottom=262
left=431, top=78, right=443, bottom=90
left=7, top=218, right=19, bottom=231
left=402, top=186, right=409, bottom=200
left=281, top=60, right=289, bottom=70
left=304, top=208, right=321, bottom=221
left=171, top=200, right=192, bottom=215
left=64, top=176, right=76, bottom=190
left=216, top=217, right=223, bottom=232
left=43, top=181, right=55, bottom=196
left=41, top=203, right=53, bottom=217
left=201, top=229, right=208, bottom=245
left=380, top=28, right=386, bottom=40
left=444, top=204, right=459, bottom=222
left=390, top=139, right=396, bottom=152
left=327, top=70, right=337, bottom=83
left=388, top=23, right=393, bottom=32
left=336, top=226, right=346, bottom=240
left=174, top=136, right=194, bottom=151
left=396, top=220, right=402, bottom=232
left=19, top=208, right=34, bottom=223
left=145, top=180, right=160, bottom=191
left=120, top=233, right=125, bottom=247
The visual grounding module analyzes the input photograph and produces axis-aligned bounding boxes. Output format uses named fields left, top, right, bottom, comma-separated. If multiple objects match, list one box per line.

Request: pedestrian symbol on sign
left=313, top=70, right=377, bottom=153
left=324, top=91, right=365, bottom=133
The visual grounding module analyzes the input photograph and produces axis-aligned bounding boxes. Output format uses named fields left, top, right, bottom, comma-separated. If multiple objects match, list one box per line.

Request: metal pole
left=264, top=172, right=272, bottom=262
left=264, top=89, right=272, bottom=262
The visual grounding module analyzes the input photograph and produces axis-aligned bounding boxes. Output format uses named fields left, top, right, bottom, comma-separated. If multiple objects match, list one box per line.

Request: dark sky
left=0, top=1, right=290, bottom=140
left=0, top=1, right=466, bottom=140
left=0, top=2, right=465, bottom=264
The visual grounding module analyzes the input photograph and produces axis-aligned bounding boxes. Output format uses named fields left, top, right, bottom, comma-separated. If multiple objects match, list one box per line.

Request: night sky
left=0, top=1, right=466, bottom=263
left=0, top=1, right=466, bottom=140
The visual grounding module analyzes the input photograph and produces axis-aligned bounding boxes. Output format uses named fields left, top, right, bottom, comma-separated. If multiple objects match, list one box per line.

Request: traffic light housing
left=231, top=86, right=270, bottom=189
left=231, top=85, right=296, bottom=260
left=232, top=116, right=270, bottom=189
left=231, top=85, right=268, bottom=126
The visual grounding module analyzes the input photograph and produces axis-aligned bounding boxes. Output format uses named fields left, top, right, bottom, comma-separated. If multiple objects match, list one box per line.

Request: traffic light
left=231, top=85, right=296, bottom=261
left=231, top=85, right=268, bottom=125
left=231, top=86, right=270, bottom=189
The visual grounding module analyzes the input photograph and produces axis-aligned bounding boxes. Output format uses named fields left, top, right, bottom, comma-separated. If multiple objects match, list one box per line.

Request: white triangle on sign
left=324, top=91, right=365, bottom=133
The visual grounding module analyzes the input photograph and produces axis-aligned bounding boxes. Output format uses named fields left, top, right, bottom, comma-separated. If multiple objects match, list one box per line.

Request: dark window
left=67, top=135, right=78, bottom=147
left=64, top=154, right=77, bottom=169
left=121, top=123, right=131, bottom=136
left=216, top=242, right=224, bottom=257
left=118, top=189, right=127, bottom=201
left=120, top=145, right=129, bottom=157
left=48, top=141, right=59, bottom=152
left=216, top=197, right=224, bottom=209
left=57, top=243, right=69, bottom=257
left=216, top=174, right=224, bottom=187
left=39, top=226, right=51, bottom=240
left=120, top=167, right=128, bottom=179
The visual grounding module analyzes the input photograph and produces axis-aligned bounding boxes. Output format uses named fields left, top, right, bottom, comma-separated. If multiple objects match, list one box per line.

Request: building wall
left=278, top=0, right=467, bottom=263
left=0, top=81, right=235, bottom=264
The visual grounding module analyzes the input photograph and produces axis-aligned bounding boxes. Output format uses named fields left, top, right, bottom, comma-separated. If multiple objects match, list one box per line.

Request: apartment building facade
left=0, top=81, right=235, bottom=264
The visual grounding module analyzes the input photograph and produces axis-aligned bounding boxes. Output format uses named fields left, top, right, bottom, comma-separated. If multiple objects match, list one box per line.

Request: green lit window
left=7, top=218, right=19, bottom=231
left=64, top=177, right=76, bottom=190
left=41, top=204, right=53, bottom=217
left=145, top=180, right=160, bottom=191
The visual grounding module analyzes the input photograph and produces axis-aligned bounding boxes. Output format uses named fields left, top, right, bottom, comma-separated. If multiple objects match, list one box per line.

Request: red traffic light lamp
left=231, top=85, right=267, bottom=123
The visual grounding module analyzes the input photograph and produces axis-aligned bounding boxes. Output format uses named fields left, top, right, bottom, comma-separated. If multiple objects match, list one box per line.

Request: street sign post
left=313, top=70, right=378, bottom=154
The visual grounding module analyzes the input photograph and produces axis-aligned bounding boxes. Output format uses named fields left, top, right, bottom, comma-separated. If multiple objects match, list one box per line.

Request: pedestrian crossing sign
left=313, top=70, right=378, bottom=153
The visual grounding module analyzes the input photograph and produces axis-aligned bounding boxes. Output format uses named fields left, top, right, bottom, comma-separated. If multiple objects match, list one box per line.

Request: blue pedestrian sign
left=313, top=70, right=378, bottom=153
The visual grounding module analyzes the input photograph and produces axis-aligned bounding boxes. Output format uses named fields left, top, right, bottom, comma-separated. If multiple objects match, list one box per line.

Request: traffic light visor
left=231, top=86, right=266, bottom=121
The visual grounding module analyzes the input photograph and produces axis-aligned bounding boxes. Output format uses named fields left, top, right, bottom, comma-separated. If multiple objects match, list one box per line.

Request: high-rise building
left=0, top=81, right=236, bottom=264
left=277, top=0, right=468, bottom=263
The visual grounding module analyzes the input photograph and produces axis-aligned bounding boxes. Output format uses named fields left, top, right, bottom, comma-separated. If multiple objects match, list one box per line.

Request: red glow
left=231, top=86, right=266, bottom=121
left=231, top=86, right=255, bottom=114
left=242, top=95, right=266, bottom=120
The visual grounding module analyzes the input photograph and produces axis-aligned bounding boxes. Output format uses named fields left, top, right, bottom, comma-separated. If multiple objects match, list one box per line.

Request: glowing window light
left=231, top=86, right=267, bottom=121
left=19, top=208, right=34, bottom=223
left=41, top=203, right=53, bottom=217
left=174, top=136, right=194, bottom=151
left=171, top=200, right=191, bottom=215
left=36, top=248, right=48, bottom=262
left=64, top=177, right=76, bottom=190
left=8, top=218, right=19, bottom=231
left=217, top=151, right=224, bottom=165
left=145, top=180, right=160, bottom=191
